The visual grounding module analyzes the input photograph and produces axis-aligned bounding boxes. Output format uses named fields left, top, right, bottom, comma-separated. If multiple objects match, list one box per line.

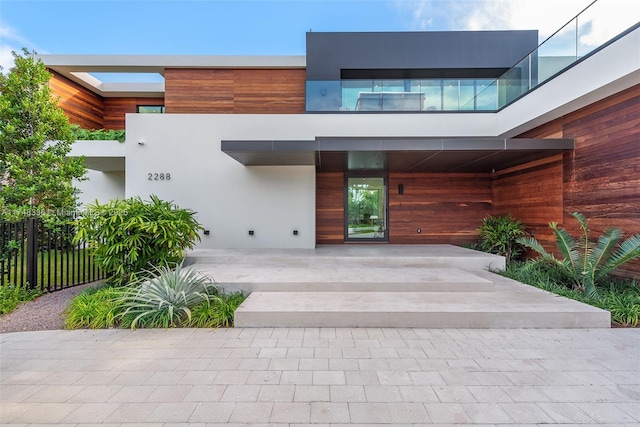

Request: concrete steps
left=234, top=290, right=611, bottom=328
left=186, top=245, right=610, bottom=328
left=186, top=244, right=506, bottom=271
left=195, top=266, right=494, bottom=293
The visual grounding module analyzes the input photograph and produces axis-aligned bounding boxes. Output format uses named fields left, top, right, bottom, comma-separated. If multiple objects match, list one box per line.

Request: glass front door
left=346, top=176, right=387, bottom=241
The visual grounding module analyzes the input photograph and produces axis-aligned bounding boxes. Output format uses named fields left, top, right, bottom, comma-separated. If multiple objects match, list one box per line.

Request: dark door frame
left=344, top=172, right=389, bottom=243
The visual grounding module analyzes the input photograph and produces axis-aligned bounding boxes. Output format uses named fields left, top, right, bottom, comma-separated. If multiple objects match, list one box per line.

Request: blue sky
left=1, top=0, right=633, bottom=71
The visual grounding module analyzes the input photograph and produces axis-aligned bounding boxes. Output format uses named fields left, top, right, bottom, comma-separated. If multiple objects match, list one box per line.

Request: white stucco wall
left=75, top=170, right=125, bottom=206
left=124, top=115, right=317, bottom=249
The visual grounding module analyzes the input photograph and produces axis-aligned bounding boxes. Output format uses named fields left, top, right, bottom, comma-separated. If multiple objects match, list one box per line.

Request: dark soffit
left=221, top=137, right=574, bottom=173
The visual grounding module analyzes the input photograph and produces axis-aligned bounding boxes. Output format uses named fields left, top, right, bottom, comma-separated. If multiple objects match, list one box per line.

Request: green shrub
left=596, top=282, right=640, bottom=327
left=0, top=283, right=41, bottom=315
left=186, top=292, right=246, bottom=328
left=500, top=262, right=640, bottom=327
left=477, top=214, right=526, bottom=263
left=71, top=126, right=125, bottom=142
left=74, top=195, right=203, bottom=284
left=500, top=261, right=591, bottom=303
left=64, top=285, right=126, bottom=329
left=518, top=212, right=640, bottom=298
left=119, top=263, right=216, bottom=329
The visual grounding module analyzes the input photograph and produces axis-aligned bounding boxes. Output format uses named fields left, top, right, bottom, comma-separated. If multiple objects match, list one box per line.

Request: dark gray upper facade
left=306, top=31, right=539, bottom=80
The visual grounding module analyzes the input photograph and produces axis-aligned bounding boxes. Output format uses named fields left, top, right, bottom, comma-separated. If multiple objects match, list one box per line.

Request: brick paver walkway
left=1, top=328, right=638, bottom=425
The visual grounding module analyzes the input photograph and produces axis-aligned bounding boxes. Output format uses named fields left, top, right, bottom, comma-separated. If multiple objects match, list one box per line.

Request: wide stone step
left=195, top=266, right=494, bottom=293
left=234, top=291, right=611, bottom=328
left=186, top=245, right=506, bottom=271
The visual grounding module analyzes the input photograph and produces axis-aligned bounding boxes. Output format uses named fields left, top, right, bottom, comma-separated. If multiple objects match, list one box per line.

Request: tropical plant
left=477, top=214, right=526, bottom=263
left=186, top=292, right=246, bottom=328
left=517, top=212, right=640, bottom=298
left=74, top=195, right=203, bottom=284
left=119, top=263, right=217, bottom=329
left=500, top=261, right=640, bottom=327
left=64, top=285, right=126, bottom=329
left=71, top=126, right=126, bottom=143
left=0, top=49, right=86, bottom=220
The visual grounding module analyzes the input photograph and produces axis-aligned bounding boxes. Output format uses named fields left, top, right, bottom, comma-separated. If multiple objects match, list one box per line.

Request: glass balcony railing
left=496, top=0, right=639, bottom=108
left=306, top=79, right=498, bottom=112
left=306, top=0, right=639, bottom=113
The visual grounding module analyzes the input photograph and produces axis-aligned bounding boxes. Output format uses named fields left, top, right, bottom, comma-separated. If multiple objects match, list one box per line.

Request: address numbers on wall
left=148, top=173, right=171, bottom=181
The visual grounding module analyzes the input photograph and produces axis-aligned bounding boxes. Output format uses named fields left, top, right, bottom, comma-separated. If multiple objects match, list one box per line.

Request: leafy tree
left=0, top=49, right=86, bottom=220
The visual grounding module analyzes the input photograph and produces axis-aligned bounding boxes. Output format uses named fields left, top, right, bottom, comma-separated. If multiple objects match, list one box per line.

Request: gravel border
left=0, top=281, right=102, bottom=334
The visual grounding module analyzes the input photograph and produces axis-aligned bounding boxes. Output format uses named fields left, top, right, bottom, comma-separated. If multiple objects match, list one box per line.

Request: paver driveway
left=1, top=327, right=638, bottom=425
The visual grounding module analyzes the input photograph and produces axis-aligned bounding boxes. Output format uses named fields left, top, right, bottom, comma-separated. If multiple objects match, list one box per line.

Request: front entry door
left=345, top=176, right=387, bottom=241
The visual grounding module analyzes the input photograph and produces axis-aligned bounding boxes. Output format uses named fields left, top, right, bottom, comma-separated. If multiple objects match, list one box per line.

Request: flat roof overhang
left=221, top=137, right=574, bottom=173
left=38, top=54, right=306, bottom=98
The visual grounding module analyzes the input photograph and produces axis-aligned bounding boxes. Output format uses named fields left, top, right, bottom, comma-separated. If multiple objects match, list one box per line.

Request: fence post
left=27, top=218, right=38, bottom=290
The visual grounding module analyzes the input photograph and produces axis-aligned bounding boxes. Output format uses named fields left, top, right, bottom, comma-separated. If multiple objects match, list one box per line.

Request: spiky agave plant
left=517, top=212, right=640, bottom=298
left=119, top=262, right=217, bottom=329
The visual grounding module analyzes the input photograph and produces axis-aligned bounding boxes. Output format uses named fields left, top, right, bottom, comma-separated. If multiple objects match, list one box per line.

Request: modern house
left=40, top=5, right=639, bottom=277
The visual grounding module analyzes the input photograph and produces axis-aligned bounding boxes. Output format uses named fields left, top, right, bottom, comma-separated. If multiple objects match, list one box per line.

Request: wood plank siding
left=518, top=84, right=640, bottom=277
left=49, top=71, right=104, bottom=129
left=48, top=72, right=164, bottom=130
left=491, top=155, right=564, bottom=250
left=316, top=172, right=345, bottom=244
left=103, top=97, right=165, bottom=130
left=388, top=173, right=492, bottom=244
left=164, top=68, right=306, bottom=114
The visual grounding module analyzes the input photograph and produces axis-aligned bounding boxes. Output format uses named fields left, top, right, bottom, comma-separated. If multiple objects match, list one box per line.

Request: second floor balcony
left=306, top=79, right=503, bottom=112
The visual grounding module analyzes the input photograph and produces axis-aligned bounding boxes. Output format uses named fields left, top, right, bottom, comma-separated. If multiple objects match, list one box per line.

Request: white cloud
left=0, top=24, right=34, bottom=48
left=0, top=46, right=16, bottom=74
left=398, top=0, right=638, bottom=46
left=0, top=22, right=44, bottom=73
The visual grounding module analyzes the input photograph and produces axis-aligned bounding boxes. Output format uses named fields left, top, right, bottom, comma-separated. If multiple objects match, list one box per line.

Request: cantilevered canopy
left=221, top=137, right=574, bottom=173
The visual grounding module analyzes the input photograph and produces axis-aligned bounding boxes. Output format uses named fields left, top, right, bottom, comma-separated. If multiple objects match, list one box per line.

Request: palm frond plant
left=119, top=262, right=217, bottom=329
left=517, top=212, right=640, bottom=298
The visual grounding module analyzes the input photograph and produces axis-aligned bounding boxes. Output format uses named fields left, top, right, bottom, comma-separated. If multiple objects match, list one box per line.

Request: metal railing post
left=26, top=218, right=38, bottom=290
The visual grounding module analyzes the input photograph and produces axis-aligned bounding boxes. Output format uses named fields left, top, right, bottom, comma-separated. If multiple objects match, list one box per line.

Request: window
left=137, top=105, right=165, bottom=114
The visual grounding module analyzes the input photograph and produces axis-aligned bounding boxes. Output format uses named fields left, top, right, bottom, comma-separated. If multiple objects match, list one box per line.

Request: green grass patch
left=2, top=248, right=99, bottom=290
left=0, top=282, right=41, bottom=315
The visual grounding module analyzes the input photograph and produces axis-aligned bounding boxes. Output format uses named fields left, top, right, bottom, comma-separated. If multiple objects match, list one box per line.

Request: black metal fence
left=0, top=218, right=106, bottom=292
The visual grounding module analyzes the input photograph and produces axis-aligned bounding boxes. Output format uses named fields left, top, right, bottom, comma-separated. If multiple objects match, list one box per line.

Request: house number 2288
left=148, top=173, right=171, bottom=181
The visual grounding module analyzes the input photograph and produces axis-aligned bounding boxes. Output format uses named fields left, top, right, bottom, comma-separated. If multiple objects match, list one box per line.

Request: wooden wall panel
left=165, top=69, right=234, bottom=113
left=49, top=71, right=104, bottom=129
left=492, top=155, right=564, bottom=250
left=388, top=173, right=492, bottom=244
left=164, top=68, right=305, bottom=114
left=316, top=172, right=344, bottom=244
left=103, top=97, right=165, bottom=130
left=233, top=69, right=306, bottom=114
left=519, top=84, right=640, bottom=277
